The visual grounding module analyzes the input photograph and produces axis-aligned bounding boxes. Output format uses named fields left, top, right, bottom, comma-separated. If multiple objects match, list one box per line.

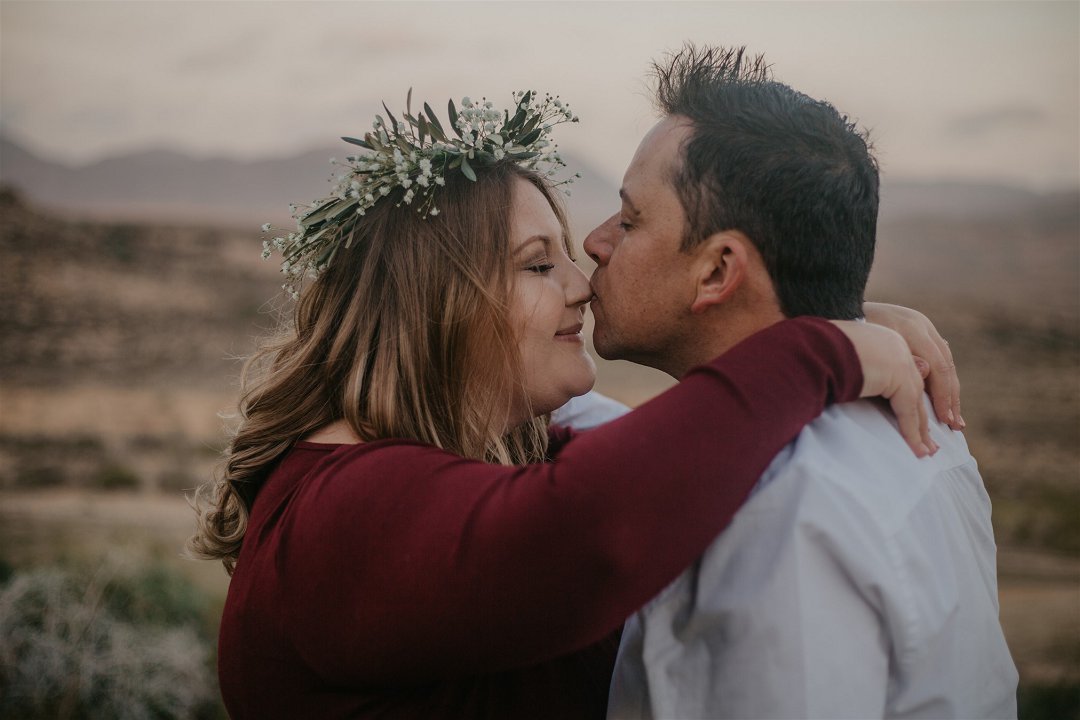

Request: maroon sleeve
left=283, top=317, right=861, bottom=684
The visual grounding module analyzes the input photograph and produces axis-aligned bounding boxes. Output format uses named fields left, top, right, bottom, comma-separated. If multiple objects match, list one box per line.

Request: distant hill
left=0, top=135, right=621, bottom=231
left=1, top=134, right=1076, bottom=320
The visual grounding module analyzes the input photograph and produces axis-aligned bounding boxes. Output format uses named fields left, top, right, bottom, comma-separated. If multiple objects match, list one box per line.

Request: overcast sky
left=2, top=1, right=1078, bottom=191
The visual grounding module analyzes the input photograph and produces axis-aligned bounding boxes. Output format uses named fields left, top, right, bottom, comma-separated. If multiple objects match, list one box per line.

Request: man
left=586, top=45, right=1018, bottom=719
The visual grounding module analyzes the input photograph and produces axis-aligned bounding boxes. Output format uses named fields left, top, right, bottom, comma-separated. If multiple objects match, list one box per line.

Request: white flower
left=380, top=186, right=390, bottom=196
left=393, top=148, right=404, bottom=163
left=329, top=157, right=336, bottom=164
left=430, top=206, right=440, bottom=216
left=261, top=223, right=272, bottom=233
left=417, top=175, right=429, bottom=187
left=401, top=177, right=413, bottom=189
left=462, top=96, right=473, bottom=107
left=365, top=193, right=375, bottom=203
left=435, top=176, right=446, bottom=186
left=403, top=189, right=415, bottom=204
left=494, top=148, right=505, bottom=160
left=356, top=207, right=366, bottom=216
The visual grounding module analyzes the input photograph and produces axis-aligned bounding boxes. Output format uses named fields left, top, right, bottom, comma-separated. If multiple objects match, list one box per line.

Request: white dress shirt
left=552, top=390, right=631, bottom=430
left=608, top=397, right=1018, bottom=719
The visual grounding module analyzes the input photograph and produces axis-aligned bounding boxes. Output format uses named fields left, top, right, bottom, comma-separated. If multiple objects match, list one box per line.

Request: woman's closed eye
left=524, top=260, right=555, bottom=274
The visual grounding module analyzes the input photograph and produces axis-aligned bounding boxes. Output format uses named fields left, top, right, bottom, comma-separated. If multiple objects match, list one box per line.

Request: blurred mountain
left=0, top=135, right=621, bottom=230
left=0, top=136, right=341, bottom=226
left=1, top=134, right=1076, bottom=319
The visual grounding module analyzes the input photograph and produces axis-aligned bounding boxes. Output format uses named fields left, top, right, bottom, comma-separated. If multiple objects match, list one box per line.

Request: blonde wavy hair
left=188, top=163, right=571, bottom=574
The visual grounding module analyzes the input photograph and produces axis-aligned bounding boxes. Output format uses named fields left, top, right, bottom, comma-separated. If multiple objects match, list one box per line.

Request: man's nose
left=583, top=214, right=619, bottom=266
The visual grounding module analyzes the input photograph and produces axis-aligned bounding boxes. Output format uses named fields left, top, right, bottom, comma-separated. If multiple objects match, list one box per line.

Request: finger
left=944, top=342, right=964, bottom=429
left=913, top=355, right=930, bottom=379
left=891, top=375, right=931, bottom=458
left=924, top=335, right=961, bottom=430
left=918, top=382, right=936, bottom=455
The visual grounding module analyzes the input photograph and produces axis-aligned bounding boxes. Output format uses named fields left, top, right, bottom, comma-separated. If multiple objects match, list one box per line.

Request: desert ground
left=1, top=184, right=1077, bottom=716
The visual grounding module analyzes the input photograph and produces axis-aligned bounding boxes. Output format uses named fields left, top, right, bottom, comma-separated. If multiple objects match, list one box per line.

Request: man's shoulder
left=752, top=398, right=981, bottom=534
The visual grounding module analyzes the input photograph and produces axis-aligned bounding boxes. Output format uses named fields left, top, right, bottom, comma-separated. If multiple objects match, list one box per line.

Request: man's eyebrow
left=513, top=236, right=550, bottom=255
left=619, top=188, right=641, bottom=217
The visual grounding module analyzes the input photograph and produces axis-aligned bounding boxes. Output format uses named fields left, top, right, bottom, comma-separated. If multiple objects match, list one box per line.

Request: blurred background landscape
left=1, top=1, right=1077, bottom=718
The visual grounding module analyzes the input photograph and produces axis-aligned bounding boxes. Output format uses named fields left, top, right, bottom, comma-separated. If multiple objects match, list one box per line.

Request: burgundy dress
left=217, top=318, right=862, bottom=718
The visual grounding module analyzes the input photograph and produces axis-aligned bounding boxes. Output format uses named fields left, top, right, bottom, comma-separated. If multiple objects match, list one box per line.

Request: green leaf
left=509, top=151, right=540, bottom=161
left=518, top=113, right=542, bottom=137
left=382, top=102, right=400, bottom=136
left=447, top=99, right=463, bottom=138
left=302, top=198, right=352, bottom=228
left=406, top=87, right=413, bottom=117
left=506, top=105, right=527, bottom=131
left=460, top=154, right=477, bottom=182
left=424, top=103, right=447, bottom=137
left=417, top=115, right=427, bottom=144
left=342, top=136, right=373, bottom=149
left=519, top=128, right=543, bottom=147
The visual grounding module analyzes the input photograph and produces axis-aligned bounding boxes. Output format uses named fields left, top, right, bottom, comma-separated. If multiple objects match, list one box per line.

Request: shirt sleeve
left=282, top=317, right=863, bottom=684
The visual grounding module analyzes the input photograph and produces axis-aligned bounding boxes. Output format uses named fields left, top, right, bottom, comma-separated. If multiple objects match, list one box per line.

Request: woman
left=190, top=91, right=942, bottom=718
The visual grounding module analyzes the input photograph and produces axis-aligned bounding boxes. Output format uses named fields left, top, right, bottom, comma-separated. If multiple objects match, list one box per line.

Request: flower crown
left=262, top=89, right=580, bottom=298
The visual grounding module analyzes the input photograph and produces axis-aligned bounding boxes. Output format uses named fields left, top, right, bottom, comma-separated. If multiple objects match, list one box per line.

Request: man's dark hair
left=653, top=44, right=879, bottom=319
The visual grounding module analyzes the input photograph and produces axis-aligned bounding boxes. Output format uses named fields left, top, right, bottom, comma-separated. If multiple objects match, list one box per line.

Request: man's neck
left=671, top=308, right=786, bottom=379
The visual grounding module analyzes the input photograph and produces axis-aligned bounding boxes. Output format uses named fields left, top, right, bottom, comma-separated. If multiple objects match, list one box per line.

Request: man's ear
left=690, top=232, right=752, bottom=315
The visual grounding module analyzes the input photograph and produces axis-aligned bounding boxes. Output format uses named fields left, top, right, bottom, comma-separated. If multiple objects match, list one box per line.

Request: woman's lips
left=555, top=323, right=584, bottom=340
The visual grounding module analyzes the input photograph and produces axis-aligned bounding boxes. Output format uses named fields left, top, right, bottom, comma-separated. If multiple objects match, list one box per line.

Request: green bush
left=0, top=561, right=217, bottom=719
left=1018, top=681, right=1080, bottom=720
left=91, top=463, right=140, bottom=491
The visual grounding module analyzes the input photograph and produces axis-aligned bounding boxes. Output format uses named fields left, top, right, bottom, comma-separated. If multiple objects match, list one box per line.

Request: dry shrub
left=0, top=559, right=216, bottom=719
